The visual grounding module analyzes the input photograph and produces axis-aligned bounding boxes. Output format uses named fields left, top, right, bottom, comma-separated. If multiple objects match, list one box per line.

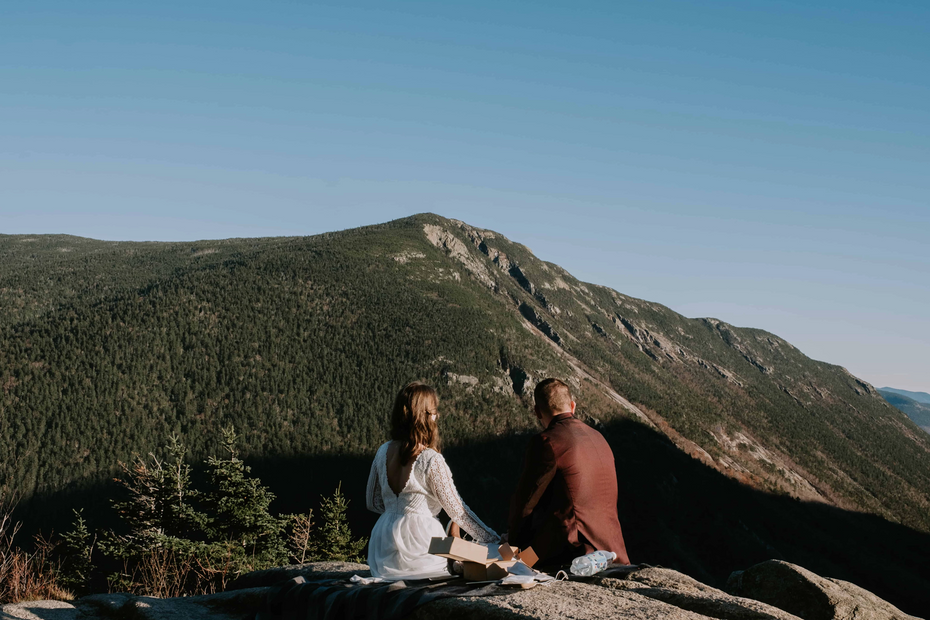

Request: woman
left=366, top=381, right=499, bottom=580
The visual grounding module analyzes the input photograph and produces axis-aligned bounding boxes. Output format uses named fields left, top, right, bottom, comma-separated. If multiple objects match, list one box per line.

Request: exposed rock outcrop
left=697, top=359, right=744, bottom=387
left=705, top=319, right=775, bottom=374
left=726, top=560, right=920, bottom=620
left=519, top=302, right=562, bottom=346
left=392, top=251, right=425, bottom=263
left=444, top=371, right=480, bottom=389
left=508, top=264, right=535, bottom=295
left=840, top=368, right=879, bottom=397
left=0, top=588, right=270, bottom=620
left=423, top=224, right=497, bottom=289
left=3, top=560, right=919, bottom=620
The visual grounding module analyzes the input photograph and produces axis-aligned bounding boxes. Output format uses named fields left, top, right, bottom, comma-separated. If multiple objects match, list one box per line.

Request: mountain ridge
left=4, top=213, right=930, bottom=613
left=879, top=388, right=930, bottom=433
left=2, top=213, right=928, bottom=535
left=880, top=386, right=930, bottom=405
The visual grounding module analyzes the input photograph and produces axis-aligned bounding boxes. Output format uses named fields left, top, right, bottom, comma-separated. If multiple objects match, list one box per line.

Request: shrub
left=286, top=510, right=316, bottom=564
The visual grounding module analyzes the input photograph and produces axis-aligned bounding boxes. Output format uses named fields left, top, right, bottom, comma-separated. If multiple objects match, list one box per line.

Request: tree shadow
left=252, top=420, right=930, bottom=616
left=16, top=418, right=930, bottom=616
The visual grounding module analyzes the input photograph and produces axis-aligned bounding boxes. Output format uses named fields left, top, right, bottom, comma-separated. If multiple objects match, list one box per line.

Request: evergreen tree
left=202, top=427, right=287, bottom=566
left=313, top=483, right=367, bottom=562
left=59, top=509, right=95, bottom=594
left=103, top=436, right=206, bottom=558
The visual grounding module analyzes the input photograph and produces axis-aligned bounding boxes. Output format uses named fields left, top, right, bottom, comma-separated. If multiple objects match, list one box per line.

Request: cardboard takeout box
left=463, top=545, right=540, bottom=581
left=462, top=559, right=518, bottom=581
left=498, top=543, right=518, bottom=561
left=516, top=546, right=538, bottom=568
left=429, top=538, right=539, bottom=581
left=428, top=537, right=489, bottom=563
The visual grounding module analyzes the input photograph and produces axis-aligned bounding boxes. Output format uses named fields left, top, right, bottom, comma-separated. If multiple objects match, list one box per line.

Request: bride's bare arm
left=426, top=454, right=499, bottom=543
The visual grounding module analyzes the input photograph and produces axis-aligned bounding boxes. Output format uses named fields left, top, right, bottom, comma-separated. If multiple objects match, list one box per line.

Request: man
left=508, top=378, right=630, bottom=567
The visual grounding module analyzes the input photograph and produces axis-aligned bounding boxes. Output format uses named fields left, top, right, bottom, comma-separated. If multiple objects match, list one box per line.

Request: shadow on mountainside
left=247, top=419, right=930, bottom=618
left=17, top=418, right=930, bottom=616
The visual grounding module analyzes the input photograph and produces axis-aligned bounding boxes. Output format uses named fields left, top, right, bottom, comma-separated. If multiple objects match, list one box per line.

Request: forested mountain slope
left=2, top=214, right=929, bottom=538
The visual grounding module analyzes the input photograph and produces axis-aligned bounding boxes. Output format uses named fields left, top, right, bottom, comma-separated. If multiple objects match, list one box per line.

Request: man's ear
left=534, top=406, right=542, bottom=420
left=570, top=400, right=577, bottom=414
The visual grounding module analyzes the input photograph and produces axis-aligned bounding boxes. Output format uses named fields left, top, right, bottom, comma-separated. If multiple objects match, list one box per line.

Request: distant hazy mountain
left=879, top=389, right=930, bottom=433
left=3, top=214, right=930, bottom=614
left=879, top=386, right=930, bottom=405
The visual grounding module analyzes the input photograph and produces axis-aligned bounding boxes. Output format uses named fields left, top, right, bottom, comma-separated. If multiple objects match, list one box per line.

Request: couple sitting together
left=365, top=378, right=631, bottom=580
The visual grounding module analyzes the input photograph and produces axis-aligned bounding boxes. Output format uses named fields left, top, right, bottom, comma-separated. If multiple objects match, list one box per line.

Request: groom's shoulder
left=547, top=416, right=606, bottom=444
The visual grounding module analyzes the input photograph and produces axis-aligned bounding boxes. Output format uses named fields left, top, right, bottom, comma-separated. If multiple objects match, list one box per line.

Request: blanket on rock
left=256, top=575, right=510, bottom=620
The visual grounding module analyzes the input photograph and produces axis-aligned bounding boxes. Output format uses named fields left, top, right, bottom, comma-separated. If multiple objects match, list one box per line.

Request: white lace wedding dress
left=366, top=441, right=499, bottom=580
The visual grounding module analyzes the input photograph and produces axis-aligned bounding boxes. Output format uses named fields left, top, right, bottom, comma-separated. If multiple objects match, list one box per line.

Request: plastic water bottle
left=569, top=550, right=616, bottom=576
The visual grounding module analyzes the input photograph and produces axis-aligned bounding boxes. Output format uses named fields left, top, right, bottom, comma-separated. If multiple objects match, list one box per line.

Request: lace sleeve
left=366, top=447, right=385, bottom=514
left=426, top=453, right=499, bottom=543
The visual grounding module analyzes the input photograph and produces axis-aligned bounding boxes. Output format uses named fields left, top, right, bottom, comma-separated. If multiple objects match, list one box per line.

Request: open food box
left=428, top=537, right=538, bottom=582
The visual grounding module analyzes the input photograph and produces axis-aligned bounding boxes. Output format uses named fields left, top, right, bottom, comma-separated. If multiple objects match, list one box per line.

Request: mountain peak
left=5, top=214, right=930, bottom=613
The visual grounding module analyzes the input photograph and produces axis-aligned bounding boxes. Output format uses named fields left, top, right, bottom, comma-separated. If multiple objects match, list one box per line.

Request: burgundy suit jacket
left=508, top=413, right=630, bottom=566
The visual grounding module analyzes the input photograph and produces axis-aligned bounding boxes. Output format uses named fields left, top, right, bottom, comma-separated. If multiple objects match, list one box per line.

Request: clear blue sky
left=2, top=1, right=928, bottom=392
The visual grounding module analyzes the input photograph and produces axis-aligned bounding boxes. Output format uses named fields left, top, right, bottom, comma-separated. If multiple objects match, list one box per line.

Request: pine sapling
left=59, top=509, right=96, bottom=594
left=314, top=483, right=367, bottom=562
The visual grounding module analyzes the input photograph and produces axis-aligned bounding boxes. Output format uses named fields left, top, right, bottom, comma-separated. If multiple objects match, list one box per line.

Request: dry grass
left=108, top=544, right=248, bottom=598
left=0, top=497, right=72, bottom=603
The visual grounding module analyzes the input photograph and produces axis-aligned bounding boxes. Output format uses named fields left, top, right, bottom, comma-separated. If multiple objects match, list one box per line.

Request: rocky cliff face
left=418, top=215, right=930, bottom=531
left=1, top=561, right=920, bottom=620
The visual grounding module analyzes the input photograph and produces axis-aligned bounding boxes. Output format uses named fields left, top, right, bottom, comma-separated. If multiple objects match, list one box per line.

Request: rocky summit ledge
left=1, top=560, right=920, bottom=620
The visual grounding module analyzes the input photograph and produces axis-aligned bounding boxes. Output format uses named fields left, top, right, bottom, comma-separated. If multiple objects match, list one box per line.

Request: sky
left=1, top=1, right=928, bottom=392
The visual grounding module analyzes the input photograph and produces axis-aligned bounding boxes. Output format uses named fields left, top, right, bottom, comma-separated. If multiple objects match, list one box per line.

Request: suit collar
left=547, top=412, right=574, bottom=429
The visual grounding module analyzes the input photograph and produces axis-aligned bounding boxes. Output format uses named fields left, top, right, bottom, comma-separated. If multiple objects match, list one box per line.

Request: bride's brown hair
left=391, top=381, right=440, bottom=465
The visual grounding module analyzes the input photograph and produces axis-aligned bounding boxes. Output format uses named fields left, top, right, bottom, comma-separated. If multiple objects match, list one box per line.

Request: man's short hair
left=534, top=378, right=573, bottom=415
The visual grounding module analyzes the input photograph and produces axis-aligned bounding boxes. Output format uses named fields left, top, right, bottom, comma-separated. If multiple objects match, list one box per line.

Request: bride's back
left=374, top=441, right=442, bottom=517
left=386, top=440, right=418, bottom=495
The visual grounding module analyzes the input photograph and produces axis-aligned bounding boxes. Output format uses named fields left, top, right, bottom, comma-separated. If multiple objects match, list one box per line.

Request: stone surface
left=413, top=580, right=713, bottom=620
left=726, top=560, right=921, bottom=620
left=2, top=560, right=920, bottom=620
left=423, top=224, right=496, bottom=289
left=598, top=565, right=801, bottom=620
left=406, top=565, right=802, bottom=620
left=0, top=600, right=79, bottom=620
